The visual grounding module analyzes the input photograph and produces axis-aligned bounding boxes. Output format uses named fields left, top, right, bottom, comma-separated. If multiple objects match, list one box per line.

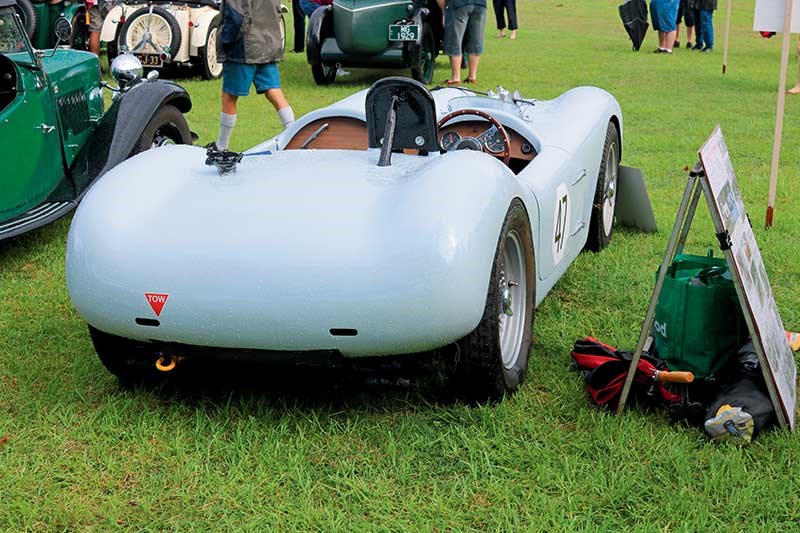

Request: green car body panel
left=0, top=56, right=63, bottom=218
left=333, top=0, right=415, bottom=55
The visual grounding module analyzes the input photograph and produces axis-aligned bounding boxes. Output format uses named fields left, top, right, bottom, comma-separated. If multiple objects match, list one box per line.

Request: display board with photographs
left=699, top=126, right=797, bottom=429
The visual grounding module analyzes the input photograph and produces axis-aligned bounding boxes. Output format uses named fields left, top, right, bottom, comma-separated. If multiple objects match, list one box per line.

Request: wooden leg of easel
left=616, top=175, right=701, bottom=415
left=766, top=0, right=794, bottom=228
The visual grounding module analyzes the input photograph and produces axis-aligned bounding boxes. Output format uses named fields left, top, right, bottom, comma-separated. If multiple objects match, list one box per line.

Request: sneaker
left=692, top=44, right=703, bottom=51
left=702, top=47, right=713, bottom=53
left=674, top=40, right=681, bottom=48
left=686, top=41, right=693, bottom=49
left=337, top=67, right=351, bottom=76
left=704, top=405, right=755, bottom=444
left=653, top=48, right=666, bottom=53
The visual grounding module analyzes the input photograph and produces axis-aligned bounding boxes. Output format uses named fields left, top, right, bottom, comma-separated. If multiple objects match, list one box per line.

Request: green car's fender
left=67, top=80, right=192, bottom=196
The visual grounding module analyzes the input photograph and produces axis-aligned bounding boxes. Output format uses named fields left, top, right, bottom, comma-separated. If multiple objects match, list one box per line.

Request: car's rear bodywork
left=67, top=82, right=640, bottom=364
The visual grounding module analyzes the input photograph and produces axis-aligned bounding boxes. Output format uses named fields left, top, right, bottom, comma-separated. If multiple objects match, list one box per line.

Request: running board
left=0, top=201, right=76, bottom=241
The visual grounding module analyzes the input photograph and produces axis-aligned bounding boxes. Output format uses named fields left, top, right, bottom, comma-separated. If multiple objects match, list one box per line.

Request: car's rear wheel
left=585, top=121, right=620, bottom=251
left=409, top=23, right=435, bottom=85
left=452, top=199, right=535, bottom=402
left=311, top=61, right=337, bottom=85
left=13, top=0, right=37, bottom=38
left=130, top=104, right=192, bottom=155
left=120, top=7, right=182, bottom=61
left=199, top=15, right=222, bottom=80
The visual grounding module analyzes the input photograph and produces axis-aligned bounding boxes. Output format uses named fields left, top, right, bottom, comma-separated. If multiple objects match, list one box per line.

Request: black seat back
left=0, top=55, right=17, bottom=114
left=365, top=77, right=439, bottom=155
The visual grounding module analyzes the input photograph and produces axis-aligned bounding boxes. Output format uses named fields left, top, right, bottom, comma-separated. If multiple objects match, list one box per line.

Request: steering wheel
left=437, top=108, right=512, bottom=166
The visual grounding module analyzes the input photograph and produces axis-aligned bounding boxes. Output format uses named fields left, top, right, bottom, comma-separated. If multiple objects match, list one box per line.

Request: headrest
left=365, top=77, right=439, bottom=154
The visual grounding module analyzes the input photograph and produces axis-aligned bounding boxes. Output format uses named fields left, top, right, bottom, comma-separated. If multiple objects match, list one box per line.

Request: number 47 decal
left=552, top=183, right=570, bottom=264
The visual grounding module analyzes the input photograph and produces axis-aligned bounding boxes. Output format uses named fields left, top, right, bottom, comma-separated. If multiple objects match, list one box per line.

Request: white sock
left=217, top=112, right=237, bottom=151
left=278, top=106, right=295, bottom=128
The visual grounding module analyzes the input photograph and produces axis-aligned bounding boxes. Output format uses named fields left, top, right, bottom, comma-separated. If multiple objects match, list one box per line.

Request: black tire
left=409, top=23, right=436, bottom=85
left=199, top=15, right=222, bottom=80
left=311, top=60, right=336, bottom=85
left=13, top=0, right=37, bottom=39
left=68, top=9, right=89, bottom=51
left=120, top=6, right=182, bottom=61
left=89, top=326, right=161, bottom=385
left=585, top=121, right=620, bottom=252
left=130, top=104, right=192, bottom=156
left=452, top=199, right=536, bottom=402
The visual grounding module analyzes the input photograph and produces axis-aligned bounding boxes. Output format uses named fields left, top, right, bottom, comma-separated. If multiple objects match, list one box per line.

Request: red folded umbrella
left=572, top=337, right=690, bottom=407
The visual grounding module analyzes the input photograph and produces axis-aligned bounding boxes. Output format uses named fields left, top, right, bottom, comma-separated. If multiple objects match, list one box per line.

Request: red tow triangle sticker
left=144, top=293, right=169, bottom=317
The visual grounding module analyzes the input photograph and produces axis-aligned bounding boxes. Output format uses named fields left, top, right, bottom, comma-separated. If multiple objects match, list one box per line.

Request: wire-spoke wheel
left=199, top=15, right=222, bottom=79
left=120, top=7, right=181, bottom=60
left=452, top=199, right=535, bottom=402
left=586, top=121, right=620, bottom=251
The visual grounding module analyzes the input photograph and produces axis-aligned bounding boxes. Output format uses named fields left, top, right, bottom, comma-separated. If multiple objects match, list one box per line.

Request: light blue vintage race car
left=66, top=78, right=650, bottom=400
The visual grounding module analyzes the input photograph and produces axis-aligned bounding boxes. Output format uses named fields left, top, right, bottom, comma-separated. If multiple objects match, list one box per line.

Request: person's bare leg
left=89, top=31, right=100, bottom=56
left=675, top=22, right=681, bottom=47
left=467, top=54, right=479, bottom=82
left=687, top=25, right=695, bottom=45
left=664, top=30, right=676, bottom=51
left=448, top=55, right=462, bottom=82
left=264, top=88, right=289, bottom=111
left=657, top=31, right=666, bottom=49
left=510, top=29, right=517, bottom=39
left=789, top=41, right=800, bottom=94
left=221, top=92, right=238, bottom=115
left=264, top=88, right=295, bottom=127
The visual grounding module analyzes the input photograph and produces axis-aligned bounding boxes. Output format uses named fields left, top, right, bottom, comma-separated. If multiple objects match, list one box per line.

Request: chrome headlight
left=110, top=53, right=144, bottom=88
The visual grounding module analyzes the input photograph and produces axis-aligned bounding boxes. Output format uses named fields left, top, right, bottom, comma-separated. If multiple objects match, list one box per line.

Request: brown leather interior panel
left=284, top=117, right=369, bottom=150
left=440, top=121, right=537, bottom=161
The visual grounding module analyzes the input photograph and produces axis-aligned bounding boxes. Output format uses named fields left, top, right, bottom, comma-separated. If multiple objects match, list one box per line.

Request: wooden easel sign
left=617, top=127, right=797, bottom=429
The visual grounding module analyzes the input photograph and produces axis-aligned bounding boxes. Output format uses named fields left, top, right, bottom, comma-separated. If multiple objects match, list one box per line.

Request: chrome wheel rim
left=127, top=14, right=172, bottom=55
left=602, top=142, right=618, bottom=236
left=498, top=230, right=527, bottom=370
left=207, top=27, right=221, bottom=77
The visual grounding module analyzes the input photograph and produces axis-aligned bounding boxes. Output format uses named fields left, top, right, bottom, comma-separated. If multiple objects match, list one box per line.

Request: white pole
left=722, top=0, right=733, bottom=73
left=766, top=0, right=794, bottom=228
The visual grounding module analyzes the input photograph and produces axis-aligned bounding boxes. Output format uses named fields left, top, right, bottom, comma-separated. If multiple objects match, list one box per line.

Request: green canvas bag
left=653, top=252, right=748, bottom=379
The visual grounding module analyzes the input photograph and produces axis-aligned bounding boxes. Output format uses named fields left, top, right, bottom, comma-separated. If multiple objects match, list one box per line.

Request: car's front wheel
left=452, top=199, right=535, bottom=402
left=130, top=104, right=192, bottom=155
left=585, top=121, right=620, bottom=251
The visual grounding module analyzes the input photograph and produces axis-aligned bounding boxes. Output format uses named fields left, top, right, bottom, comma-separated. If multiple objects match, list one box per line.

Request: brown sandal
left=443, top=79, right=461, bottom=86
left=465, top=78, right=478, bottom=84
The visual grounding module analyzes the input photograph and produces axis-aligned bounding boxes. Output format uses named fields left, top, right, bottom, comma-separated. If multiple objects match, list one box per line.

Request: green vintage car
left=1, top=0, right=193, bottom=242
left=307, top=0, right=443, bottom=85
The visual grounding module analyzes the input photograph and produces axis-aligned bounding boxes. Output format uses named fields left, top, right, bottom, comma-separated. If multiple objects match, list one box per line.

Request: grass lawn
left=2, top=0, right=800, bottom=529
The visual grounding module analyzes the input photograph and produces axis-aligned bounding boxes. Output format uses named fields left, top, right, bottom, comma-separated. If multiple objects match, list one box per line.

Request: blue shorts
left=650, top=0, right=679, bottom=32
left=222, top=62, right=281, bottom=97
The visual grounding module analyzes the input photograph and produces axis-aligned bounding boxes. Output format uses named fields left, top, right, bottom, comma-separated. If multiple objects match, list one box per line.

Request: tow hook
left=155, top=354, right=184, bottom=372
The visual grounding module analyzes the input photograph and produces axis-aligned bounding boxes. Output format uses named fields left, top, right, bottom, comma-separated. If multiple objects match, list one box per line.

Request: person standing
left=492, top=0, right=517, bottom=40
left=85, top=0, right=110, bottom=58
left=674, top=0, right=695, bottom=48
left=215, top=0, right=294, bottom=152
left=291, top=0, right=305, bottom=53
left=690, top=0, right=717, bottom=52
left=437, top=0, right=487, bottom=85
left=650, top=0, right=680, bottom=53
